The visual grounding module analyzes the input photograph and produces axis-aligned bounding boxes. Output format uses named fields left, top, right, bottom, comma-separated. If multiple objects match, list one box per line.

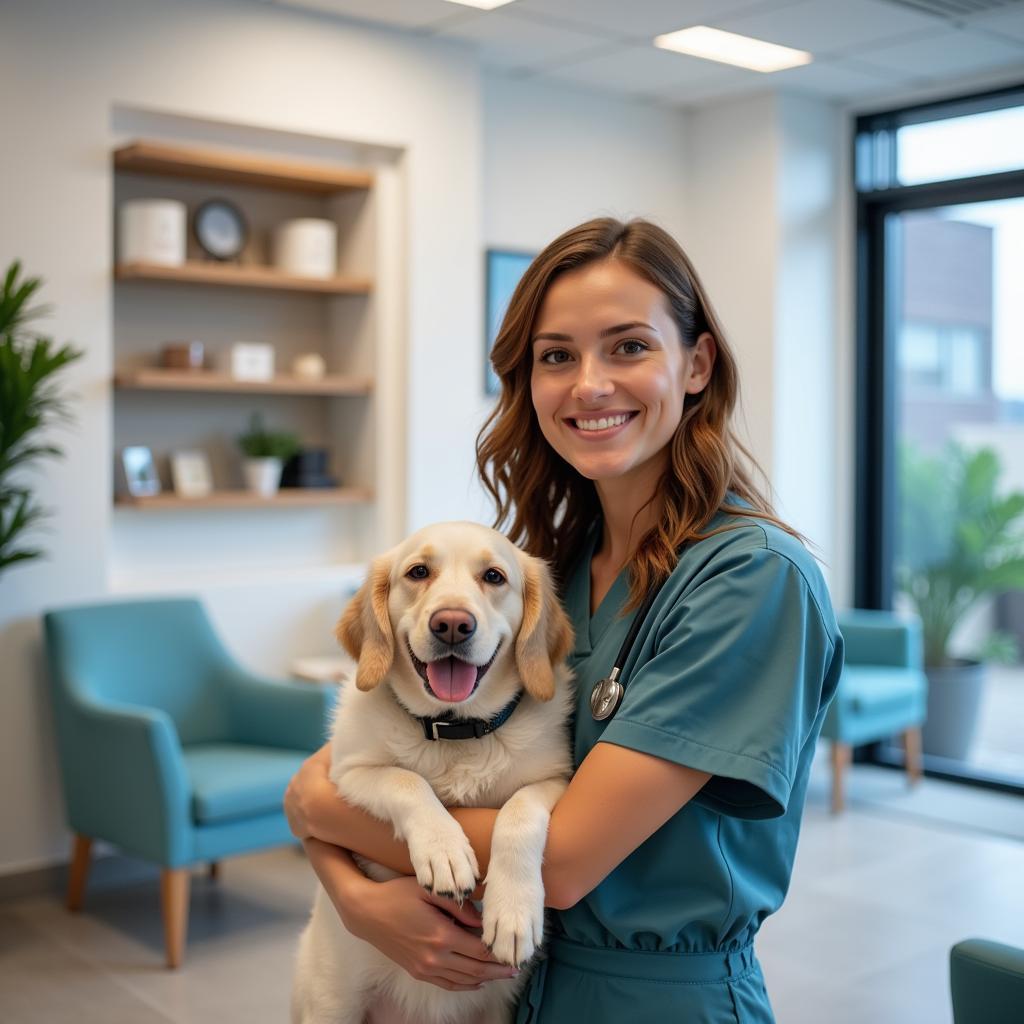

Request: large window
left=856, top=85, right=1024, bottom=791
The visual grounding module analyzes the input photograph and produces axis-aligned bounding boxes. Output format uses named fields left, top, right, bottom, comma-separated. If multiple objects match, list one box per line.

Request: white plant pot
left=244, top=457, right=283, bottom=497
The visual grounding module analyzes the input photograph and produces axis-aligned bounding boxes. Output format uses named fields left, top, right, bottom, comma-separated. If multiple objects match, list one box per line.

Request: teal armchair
left=951, top=939, right=1024, bottom=1023
left=820, top=609, right=928, bottom=813
left=44, top=597, right=335, bottom=967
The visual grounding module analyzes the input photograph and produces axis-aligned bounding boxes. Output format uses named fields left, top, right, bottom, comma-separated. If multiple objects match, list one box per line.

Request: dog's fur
left=292, top=522, right=575, bottom=1024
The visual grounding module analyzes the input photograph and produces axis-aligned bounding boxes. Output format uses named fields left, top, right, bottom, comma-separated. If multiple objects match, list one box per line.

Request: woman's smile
left=564, top=410, right=639, bottom=439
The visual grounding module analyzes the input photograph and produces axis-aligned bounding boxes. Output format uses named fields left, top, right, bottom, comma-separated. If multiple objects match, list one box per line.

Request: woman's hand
left=285, top=742, right=335, bottom=840
left=345, top=874, right=520, bottom=991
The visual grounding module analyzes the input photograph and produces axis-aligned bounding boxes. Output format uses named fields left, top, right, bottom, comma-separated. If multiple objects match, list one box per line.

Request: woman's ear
left=515, top=553, right=574, bottom=701
left=336, top=555, right=394, bottom=691
left=684, top=331, right=717, bottom=395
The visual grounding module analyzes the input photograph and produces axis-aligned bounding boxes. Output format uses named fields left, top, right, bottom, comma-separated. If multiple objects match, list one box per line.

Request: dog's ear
left=336, top=554, right=394, bottom=691
left=515, top=553, right=574, bottom=702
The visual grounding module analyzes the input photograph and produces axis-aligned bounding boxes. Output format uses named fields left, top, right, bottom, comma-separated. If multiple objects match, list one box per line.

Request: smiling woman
left=286, top=218, right=843, bottom=1024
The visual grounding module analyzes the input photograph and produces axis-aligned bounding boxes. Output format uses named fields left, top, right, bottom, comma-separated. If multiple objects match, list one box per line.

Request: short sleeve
left=597, top=544, right=837, bottom=820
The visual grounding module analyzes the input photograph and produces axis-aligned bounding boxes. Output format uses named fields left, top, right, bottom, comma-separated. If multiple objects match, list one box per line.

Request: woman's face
left=530, top=258, right=714, bottom=488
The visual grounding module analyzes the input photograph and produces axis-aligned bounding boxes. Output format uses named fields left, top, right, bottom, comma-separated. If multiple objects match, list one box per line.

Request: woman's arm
left=288, top=742, right=709, bottom=910
left=301, top=837, right=519, bottom=989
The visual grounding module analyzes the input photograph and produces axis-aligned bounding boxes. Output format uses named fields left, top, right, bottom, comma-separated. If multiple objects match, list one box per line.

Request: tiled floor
left=2, top=754, right=1022, bottom=1023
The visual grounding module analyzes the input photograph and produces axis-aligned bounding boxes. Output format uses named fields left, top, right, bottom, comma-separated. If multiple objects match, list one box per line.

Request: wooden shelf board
left=114, top=140, right=373, bottom=194
left=114, top=368, right=373, bottom=396
left=115, top=261, right=372, bottom=295
left=115, top=487, right=374, bottom=510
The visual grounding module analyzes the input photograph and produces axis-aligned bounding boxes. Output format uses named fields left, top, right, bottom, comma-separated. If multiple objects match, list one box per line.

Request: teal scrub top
left=553, top=505, right=844, bottom=955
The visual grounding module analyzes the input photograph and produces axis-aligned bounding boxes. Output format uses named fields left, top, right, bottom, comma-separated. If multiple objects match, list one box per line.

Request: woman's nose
left=572, top=356, right=613, bottom=402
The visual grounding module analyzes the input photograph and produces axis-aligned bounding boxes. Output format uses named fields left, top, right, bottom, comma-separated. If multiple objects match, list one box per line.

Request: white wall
left=0, top=0, right=482, bottom=874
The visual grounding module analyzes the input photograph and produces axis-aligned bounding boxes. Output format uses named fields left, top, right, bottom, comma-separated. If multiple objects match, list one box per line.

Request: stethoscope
left=588, top=580, right=664, bottom=721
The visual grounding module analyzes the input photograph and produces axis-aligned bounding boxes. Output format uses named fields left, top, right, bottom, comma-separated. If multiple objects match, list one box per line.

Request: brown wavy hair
left=475, top=217, right=802, bottom=612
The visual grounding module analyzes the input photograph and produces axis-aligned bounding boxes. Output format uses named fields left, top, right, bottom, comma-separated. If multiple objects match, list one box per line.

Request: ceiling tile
left=275, top=0, right=473, bottom=31
left=768, top=56, right=912, bottom=97
left=431, top=8, right=611, bottom=68
left=852, top=26, right=1024, bottom=78
left=508, top=0, right=787, bottom=40
left=712, top=0, right=947, bottom=57
left=531, top=41, right=763, bottom=95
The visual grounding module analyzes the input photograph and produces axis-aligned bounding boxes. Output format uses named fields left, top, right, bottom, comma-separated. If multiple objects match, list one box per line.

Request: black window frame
left=854, top=82, right=1024, bottom=793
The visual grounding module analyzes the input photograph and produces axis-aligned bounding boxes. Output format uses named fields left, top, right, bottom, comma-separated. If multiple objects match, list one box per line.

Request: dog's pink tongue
left=425, top=657, right=477, bottom=702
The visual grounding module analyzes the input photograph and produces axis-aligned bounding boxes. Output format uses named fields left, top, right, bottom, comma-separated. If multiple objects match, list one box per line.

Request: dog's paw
left=481, top=873, right=545, bottom=968
left=407, top=818, right=479, bottom=899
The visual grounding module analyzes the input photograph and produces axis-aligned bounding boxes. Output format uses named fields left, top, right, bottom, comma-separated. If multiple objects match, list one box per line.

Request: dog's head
left=336, top=522, right=573, bottom=713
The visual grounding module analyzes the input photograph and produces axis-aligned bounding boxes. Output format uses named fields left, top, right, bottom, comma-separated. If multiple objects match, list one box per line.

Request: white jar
left=272, top=218, right=337, bottom=279
left=119, top=199, right=187, bottom=266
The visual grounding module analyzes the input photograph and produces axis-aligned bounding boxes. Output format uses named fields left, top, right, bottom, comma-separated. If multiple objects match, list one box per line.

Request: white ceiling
left=271, top=0, right=1024, bottom=108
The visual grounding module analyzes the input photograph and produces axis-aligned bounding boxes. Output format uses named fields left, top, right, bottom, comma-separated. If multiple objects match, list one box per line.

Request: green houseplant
left=237, top=413, right=300, bottom=497
left=0, top=262, right=82, bottom=578
left=897, top=441, right=1024, bottom=758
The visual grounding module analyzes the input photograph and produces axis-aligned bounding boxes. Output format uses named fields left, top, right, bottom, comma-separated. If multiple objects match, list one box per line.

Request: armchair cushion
left=183, top=743, right=309, bottom=825
left=834, top=666, right=926, bottom=717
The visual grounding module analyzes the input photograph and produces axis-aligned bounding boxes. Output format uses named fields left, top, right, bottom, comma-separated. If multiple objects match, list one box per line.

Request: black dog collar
left=417, top=691, right=524, bottom=741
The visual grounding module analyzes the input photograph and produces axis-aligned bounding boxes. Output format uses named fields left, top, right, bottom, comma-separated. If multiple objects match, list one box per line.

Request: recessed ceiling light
left=654, top=26, right=812, bottom=73
left=443, top=0, right=517, bottom=9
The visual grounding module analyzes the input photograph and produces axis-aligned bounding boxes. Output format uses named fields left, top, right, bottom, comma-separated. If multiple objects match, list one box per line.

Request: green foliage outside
left=897, top=441, right=1024, bottom=667
left=237, top=413, right=300, bottom=462
left=0, top=262, right=83, bottom=578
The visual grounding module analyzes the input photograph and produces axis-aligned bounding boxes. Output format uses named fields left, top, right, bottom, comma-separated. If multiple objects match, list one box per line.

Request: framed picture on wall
left=484, top=249, right=534, bottom=396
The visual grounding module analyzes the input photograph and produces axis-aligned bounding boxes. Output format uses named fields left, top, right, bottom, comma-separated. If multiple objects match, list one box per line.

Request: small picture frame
left=485, top=249, right=534, bottom=397
left=230, top=342, right=275, bottom=382
left=120, top=446, right=161, bottom=497
left=170, top=450, right=213, bottom=499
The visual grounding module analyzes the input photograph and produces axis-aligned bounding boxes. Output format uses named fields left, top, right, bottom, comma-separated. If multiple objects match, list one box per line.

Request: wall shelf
left=113, top=140, right=374, bottom=195
left=114, top=260, right=372, bottom=295
left=115, top=487, right=374, bottom=510
left=114, top=368, right=373, bottom=396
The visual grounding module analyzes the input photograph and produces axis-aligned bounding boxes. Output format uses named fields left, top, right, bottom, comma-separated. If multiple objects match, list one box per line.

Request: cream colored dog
left=292, top=522, right=574, bottom=1024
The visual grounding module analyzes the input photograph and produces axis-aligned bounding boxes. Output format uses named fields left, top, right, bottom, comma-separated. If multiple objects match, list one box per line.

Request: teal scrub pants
left=515, top=937, right=775, bottom=1024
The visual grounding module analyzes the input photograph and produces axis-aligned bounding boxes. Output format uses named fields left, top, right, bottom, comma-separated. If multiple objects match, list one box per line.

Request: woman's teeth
left=575, top=413, right=631, bottom=431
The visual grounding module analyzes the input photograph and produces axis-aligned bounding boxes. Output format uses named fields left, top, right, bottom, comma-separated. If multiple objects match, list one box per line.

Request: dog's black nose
left=429, top=609, right=476, bottom=644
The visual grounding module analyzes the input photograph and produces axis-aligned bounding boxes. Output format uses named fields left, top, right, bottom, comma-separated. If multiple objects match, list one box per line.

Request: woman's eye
left=618, top=339, right=647, bottom=355
left=538, top=349, right=570, bottom=365
left=406, top=564, right=429, bottom=580
left=483, top=568, right=506, bottom=586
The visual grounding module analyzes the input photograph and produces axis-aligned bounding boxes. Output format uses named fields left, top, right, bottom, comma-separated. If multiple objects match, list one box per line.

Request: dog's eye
left=483, top=568, right=506, bottom=586
left=406, top=564, right=429, bottom=580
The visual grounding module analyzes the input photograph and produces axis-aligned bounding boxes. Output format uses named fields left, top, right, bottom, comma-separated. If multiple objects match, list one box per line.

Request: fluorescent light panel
left=443, top=0, right=517, bottom=9
left=654, top=26, right=812, bottom=73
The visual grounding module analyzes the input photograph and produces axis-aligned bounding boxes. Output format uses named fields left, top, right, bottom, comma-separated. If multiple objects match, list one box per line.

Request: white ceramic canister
left=119, top=199, right=187, bottom=266
left=272, top=218, right=338, bottom=279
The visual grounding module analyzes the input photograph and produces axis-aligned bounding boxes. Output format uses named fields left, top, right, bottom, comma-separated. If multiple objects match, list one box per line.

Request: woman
left=286, top=218, right=844, bottom=1022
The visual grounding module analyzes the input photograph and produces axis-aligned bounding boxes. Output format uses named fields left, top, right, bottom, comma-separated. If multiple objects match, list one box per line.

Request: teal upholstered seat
left=950, top=938, right=1024, bottom=1024
left=820, top=609, right=928, bottom=812
left=43, top=597, right=335, bottom=966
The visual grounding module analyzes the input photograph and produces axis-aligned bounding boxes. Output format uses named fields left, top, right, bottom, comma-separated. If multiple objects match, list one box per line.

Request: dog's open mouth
left=406, top=640, right=501, bottom=703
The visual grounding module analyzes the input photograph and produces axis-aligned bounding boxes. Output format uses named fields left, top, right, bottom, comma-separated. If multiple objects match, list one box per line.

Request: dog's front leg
left=482, top=777, right=568, bottom=967
left=338, top=766, right=480, bottom=899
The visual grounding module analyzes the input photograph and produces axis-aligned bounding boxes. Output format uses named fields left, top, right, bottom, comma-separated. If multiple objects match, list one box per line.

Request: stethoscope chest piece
left=590, top=671, right=624, bottom=721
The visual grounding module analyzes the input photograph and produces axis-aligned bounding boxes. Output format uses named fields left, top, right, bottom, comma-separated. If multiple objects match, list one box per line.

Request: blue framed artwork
left=484, top=249, right=534, bottom=396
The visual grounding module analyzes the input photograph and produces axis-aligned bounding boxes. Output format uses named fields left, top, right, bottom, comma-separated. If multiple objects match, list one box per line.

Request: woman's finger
left=423, top=891, right=483, bottom=929
left=448, top=951, right=521, bottom=981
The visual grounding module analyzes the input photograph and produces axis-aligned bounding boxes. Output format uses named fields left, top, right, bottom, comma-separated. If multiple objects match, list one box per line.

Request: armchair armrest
left=59, top=693, right=193, bottom=866
left=837, top=610, right=923, bottom=669
left=221, top=667, right=336, bottom=752
left=951, top=938, right=1024, bottom=1024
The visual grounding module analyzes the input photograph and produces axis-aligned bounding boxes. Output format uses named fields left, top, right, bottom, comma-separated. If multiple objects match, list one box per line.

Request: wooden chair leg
left=831, top=742, right=850, bottom=814
left=161, top=867, right=190, bottom=969
left=66, top=834, right=93, bottom=912
left=208, top=861, right=220, bottom=881
left=902, top=726, right=923, bottom=786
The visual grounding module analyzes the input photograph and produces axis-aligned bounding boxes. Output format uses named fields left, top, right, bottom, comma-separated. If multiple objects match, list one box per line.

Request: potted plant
left=237, top=413, right=300, bottom=497
left=0, top=262, right=82, bottom=579
left=897, top=441, right=1024, bottom=760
